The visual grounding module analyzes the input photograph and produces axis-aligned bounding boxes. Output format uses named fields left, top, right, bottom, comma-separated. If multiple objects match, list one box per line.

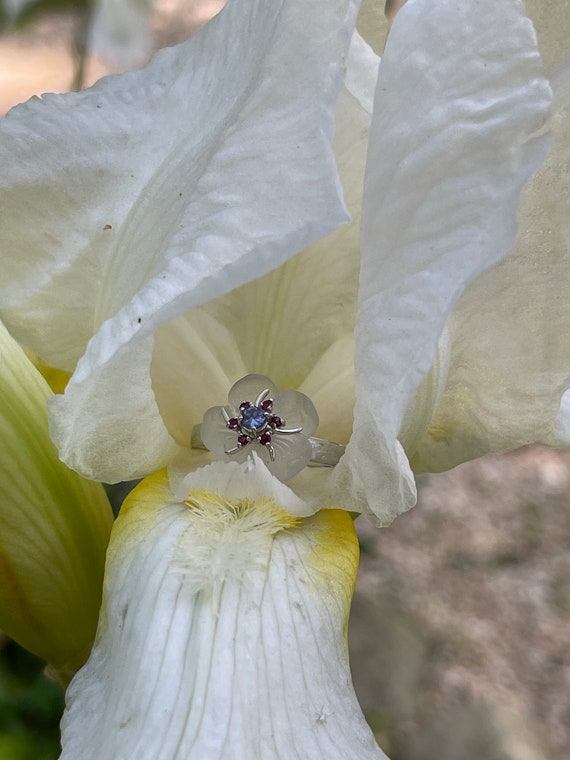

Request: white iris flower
left=0, top=0, right=567, bottom=757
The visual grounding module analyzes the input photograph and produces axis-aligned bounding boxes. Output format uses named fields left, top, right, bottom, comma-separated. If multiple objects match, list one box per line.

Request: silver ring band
left=191, top=425, right=345, bottom=468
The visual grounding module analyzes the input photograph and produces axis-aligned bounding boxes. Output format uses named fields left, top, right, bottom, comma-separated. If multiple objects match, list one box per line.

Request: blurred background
left=0, top=1, right=568, bottom=758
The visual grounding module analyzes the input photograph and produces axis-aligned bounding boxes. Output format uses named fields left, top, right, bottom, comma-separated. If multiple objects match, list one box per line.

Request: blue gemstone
left=241, top=405, right=267, bottom=432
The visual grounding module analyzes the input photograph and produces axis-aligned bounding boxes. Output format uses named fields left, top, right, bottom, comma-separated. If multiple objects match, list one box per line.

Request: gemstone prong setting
left=222, top=390, right=300, bottom=460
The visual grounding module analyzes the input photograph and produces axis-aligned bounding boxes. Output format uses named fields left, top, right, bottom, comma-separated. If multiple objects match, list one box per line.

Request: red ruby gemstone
left=237, top=434, right=249, bottom=446
left=270, top=416, right=283, bottom=427
left=261, top=399, right=273, bottom=411
left=239, top=401, right=251, bottom=410
left=259, top=433, right=272, bottom=445
left=228, top=418, right=239, bottom=429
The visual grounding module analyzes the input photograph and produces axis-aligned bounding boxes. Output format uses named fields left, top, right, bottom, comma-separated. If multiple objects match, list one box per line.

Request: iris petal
left=60, top=466, right=387, bottom=759
left=334, top=0, right=552, bottom=523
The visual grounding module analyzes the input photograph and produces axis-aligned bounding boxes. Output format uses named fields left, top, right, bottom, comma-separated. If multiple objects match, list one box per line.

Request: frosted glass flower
left=200, top=373, right=320, bottom=481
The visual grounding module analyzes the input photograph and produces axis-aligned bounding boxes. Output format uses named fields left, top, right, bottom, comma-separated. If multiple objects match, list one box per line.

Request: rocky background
left=352, top=446, right=570, bottom=760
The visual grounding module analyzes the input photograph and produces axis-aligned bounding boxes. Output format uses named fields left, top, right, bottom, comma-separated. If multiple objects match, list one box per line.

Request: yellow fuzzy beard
left=172, top=488, right=300, bottom=596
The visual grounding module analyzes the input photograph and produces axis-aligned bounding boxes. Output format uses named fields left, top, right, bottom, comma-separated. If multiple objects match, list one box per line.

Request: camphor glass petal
left=274, top=389, right=319, bottom=437
left=199, top=406, right=236, bottom=455
left=227, top=374, right=278, bottom=413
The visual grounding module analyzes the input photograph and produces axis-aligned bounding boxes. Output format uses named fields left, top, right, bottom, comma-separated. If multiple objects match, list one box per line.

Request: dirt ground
left=353, top=446, right=570, bottom=759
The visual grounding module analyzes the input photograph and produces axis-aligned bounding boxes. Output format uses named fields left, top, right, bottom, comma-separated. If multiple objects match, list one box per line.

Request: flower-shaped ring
left=194, top=374, right=345, bottom=482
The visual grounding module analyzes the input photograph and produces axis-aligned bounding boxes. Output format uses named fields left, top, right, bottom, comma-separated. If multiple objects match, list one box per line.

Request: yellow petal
left=0, top=322, right=113, bottom=685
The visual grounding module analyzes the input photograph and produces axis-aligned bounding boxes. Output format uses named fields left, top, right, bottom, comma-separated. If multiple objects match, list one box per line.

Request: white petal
left=139, top=40, right=376, bottom=453
left=200, top=405, right=241, bottom=452
left=5, top=0, right=361, bottom=481
left=151, top=310, right=248, bottom=445
left=60, top=468, right=387, bottom=760
left=411, top=72, right=570, bottom=471
left=298, top=335, right=355, bottom=445
left=143, top=35, right=375, bottom=478
left=333, top=0, right=552, bottom=523
left=50, top=336, right=181, bottom=482
left=0, top=0, right=356, bottom=373
left=187, top=31, right=378, bottom=391
left=68, top=33, right=377, bottom=484
left=172, top=456, right=313, bottom=517
left=262, top=434, right=314, bottom=482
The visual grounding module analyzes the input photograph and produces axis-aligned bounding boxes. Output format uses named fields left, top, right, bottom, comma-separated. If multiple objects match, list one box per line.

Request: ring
left=191, top=427, right=345, bottom=467
left=192, top=374, right=345, bottom=482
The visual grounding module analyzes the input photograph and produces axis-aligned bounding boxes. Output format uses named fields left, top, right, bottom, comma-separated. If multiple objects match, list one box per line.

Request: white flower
left=1, top=0, right=562, bottom=526
left=0, top=0, right=567, bottom=756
